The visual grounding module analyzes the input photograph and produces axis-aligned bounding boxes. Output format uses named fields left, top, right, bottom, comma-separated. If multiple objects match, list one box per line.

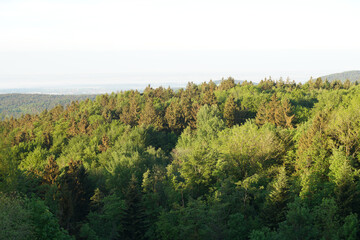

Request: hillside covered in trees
left=0, top=94, right=96, bottom=120
left=1, top=77, right=360, bottom=239
left=319, top=70, right=360, bottom=83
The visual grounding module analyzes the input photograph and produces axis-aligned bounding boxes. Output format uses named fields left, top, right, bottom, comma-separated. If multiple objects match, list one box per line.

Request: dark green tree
left=122, top=175, right=147, bottom=240
left=223, top=95, right=238, bottom=127
left=58, top=160, right=91, bottom=235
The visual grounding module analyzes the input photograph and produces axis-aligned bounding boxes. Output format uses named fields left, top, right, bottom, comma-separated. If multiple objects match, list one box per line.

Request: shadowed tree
left=122, top=175, right=147, bottom=240
left=42, top=156, right=59, bottom=185
left=223, top=95, right=238, bottom=127
left=58, top=160, right=91, bottom=235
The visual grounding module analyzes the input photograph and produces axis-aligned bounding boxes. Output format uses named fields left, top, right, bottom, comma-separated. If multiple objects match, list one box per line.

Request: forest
left=1, top=77, right=360, bottom=240
left=0, top=94, right=96, bottom=120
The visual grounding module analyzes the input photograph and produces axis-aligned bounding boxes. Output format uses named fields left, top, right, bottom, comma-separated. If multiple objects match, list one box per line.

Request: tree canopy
left=1, top=77, right=360, bottom=239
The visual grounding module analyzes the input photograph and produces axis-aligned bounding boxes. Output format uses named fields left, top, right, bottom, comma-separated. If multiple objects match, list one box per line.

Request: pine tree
left=277, top=98, right=294, bottom=128
left=180, top=93, right=198, bottom=129
left=297, top=111, right=330, bottom=156
left=262, top=167, right=289, bottom=228
left=67, top=118, right=78, bottom=137
left=223, top=95, right=237, bottom=127
left=122, top=175, right=147, bottom=240
left=139, top=100, right=163, bottom=130
left=120, top=91, right=141, bottom=126
left=78, top=115, right=89, bottom=134
left=314, top=77, right=323, bottom=89
left=202, top=88, right=217, bottom=106
left=344, top=79, right=351, bottom=89
left=99, top=134, right=111, bottom=152
left=255, top=95, right=294, bottom=128
left=165, top=98, right=184, bottom=132
left=42, top=131, right=52, bottom=149
left=218, top=77, right=236, bottom=91
left=42, top=156, right=59, bottom=185
left=58, top=160, right=90, bottom=234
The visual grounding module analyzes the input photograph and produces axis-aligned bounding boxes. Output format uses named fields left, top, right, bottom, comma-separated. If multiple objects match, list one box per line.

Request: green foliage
left=196, top=104, right=225, bottom=140
left=80, top=193, right=125, bottom=240
left=0, top=194, right=72, bottom=240
left=0, top=94, right=95, bottom=120
left=319, top=70, right=360, bottom=83
left=19, top=146, right=49, bottom=171
left=27, top=198, right=72, bottom=240
left=329, top=148, right=355, bottom=186
left=0, top=194, right=34, bottom=240
left=341, top=213, right=359, bottom=240
left=223, top=95, right=237, bottom=127
left=156, top=199, right=227, bottom=240
left=2, top=78, right=360, bottom=239
left=277, top=200, right=319, bottom=239
left=216, top=122, right=285, bottom=180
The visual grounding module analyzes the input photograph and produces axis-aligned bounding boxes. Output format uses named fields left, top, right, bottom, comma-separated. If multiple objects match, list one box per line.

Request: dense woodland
left=0, top=94, right=96, bottom=120
left=319, top=71, right=360, bottom=83
left=1, top=77, right=360, bottom=239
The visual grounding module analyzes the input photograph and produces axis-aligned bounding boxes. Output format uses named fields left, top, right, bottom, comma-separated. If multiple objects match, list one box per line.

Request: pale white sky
left=0, top=0, right=359, bottom=88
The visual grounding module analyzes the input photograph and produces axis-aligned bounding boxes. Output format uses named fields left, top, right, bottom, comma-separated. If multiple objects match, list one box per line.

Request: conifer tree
left=256, top=95, right=294, bottom=128
left=99, top=134, right=111, bottom=152
left=218, top=77, right=236, bottom=91
left=42, top=156, right=59, bottom=185
left=128, top=92, right=141, bottom=126
left=139, top=100, right=163, bottom=130
left=165, top=98, right=184, bottom=132
left=262, top=167, right=289, bottom=227
left=121, top=91, right=141, bottom=126
left=223, top=95, right=237, bottom=127
left=180, top=94, right=198, bottom=129
left=67, top=118, right=78, bottom=137
left=58, top=160, right=90, bottom=234
left=42, top=131, right=52, bottom=149
left=122, top=175, right=147, bottom=240
left=78, top=115, right=89, bottom=134
left=314, top=77, right=323, bottom=89
left=202, top=88, right=217, bottom=106
left=344, top=79, right=351, bottom=89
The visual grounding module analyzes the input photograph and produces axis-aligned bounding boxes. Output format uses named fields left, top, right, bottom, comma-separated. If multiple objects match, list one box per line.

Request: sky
left=0, top=0, right=360, bottom=88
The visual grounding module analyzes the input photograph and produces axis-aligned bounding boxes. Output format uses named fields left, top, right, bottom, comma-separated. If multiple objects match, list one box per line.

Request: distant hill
left=318, top=70, right=360, bottom=82
left=0, top=94, right=96, bottom=119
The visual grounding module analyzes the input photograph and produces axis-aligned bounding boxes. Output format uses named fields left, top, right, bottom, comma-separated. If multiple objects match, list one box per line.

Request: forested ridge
left=319, top=70, right=360, bottom=83
left=0, top=94, right=96, bottom=120
left=1, top=77, right=360, bottom=239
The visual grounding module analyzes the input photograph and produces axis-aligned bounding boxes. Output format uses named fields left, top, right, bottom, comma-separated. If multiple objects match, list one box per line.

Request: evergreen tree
left=255, top=95, right=294, bottom=128
left=42, top=156, right=59, bottom=185
left=180, top=93, right=197, bottom=129
left=223, top=95, right=237, bottom=127
left=98, top=134, right=111, bottom=152
left=122, top=175, right=147, bottom=240
left=201, top=88, right=217, bottom=106
left=218, top=77, right=236, bottom=91
left=165, top=98, right=184, bottom=132
left=344, top=79, right=351, bottom=89
left=58, top=160, right=91, bottom=235
left=139, top=100, right=163, bottom=130
left=119, top=91, right=141, bottom=126
left=78, top=115, right=88, bottom=134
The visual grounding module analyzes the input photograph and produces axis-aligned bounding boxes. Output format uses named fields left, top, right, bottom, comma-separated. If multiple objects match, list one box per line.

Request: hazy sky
left=1, top=0, right=360, bottom=88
